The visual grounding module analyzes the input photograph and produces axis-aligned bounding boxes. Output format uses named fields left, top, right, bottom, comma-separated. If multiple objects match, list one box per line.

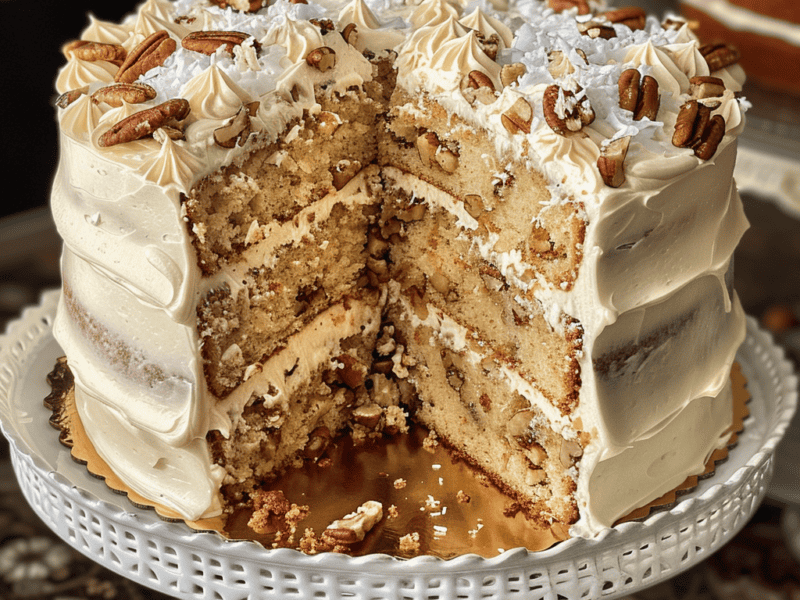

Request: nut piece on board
left=322, top=501, right=383, bottom=545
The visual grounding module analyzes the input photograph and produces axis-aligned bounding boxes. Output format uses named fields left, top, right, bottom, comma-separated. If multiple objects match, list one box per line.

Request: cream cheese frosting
left=51, top=0, right=749, bottom=537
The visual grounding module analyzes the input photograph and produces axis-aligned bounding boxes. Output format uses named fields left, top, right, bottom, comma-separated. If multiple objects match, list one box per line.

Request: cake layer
left=184, top=91, right=387, bottom=274
left=381, top=91, right=586, bottom=294
left=197, top=170, right=382, bottom=397
left=381, top=174, right=582, bottom=415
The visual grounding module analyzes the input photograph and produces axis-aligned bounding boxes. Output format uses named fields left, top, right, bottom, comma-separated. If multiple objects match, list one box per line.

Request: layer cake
left=51, top=0, right=749, bottom=543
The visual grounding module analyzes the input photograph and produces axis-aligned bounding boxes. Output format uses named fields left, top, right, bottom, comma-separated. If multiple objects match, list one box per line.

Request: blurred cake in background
left=680, top=0, right=800, bottom=95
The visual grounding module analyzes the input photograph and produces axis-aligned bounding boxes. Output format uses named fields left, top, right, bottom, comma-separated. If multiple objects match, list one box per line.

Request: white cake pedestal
left=1, top=290, right=797, bottom=600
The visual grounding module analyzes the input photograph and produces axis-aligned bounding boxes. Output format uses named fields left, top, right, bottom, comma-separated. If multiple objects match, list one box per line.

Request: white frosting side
left=51, top=0, right=749, bottom=533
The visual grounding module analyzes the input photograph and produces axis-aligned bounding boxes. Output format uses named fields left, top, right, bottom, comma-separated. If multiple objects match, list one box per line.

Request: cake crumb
left=247, top=490, right=290, bottom=534
left=422, top=429, right=439, bottom=453
left=456, top=490, right=471, bottom=504
left=393, top=478, right=407, bottom=490
left=398, top=532, right=420, bottom=556
left=388, top=504, right=399, bottom=519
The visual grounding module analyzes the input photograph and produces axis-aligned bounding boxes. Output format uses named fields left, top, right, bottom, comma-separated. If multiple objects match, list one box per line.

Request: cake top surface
left=55, top=0, right=748, bottom=205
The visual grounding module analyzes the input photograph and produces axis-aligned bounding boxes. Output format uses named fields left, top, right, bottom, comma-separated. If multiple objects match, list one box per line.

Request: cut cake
left=51, top=0, right=749, bottom=542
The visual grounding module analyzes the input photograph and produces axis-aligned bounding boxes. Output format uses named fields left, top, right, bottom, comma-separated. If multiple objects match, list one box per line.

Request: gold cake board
left=44, top=357, right=750, bottom=558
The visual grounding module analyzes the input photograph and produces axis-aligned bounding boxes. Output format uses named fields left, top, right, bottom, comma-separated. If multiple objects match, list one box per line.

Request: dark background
left=0, top=1, right=130, bottom=219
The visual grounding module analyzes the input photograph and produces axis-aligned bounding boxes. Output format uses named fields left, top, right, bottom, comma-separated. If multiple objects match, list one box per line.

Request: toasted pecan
left=63, top=40, right=127, bottom=65
left=55, top=86, right=90, bottom=109
left=577, top=21, right=617, bottom=40
left=91, top=83, right=157, bottom=107
left=633, top=75, right=660, bottom=121
left=694, top=115, right=726, bottom=160
left=618, top=69, right=641, bottom=113
left=182, top=30, right=259, bottom=55
left=115, top=31, right=176, bottom=84
left=699, top=42, right=741, bottom=72
left=213, top=101, right=260, bottom=148
left=601, top=7, right=647, bottom=30
left=98, top=98, right=190, bottom=147
left=501, top=97, right=534, bottom=135
left=543, top=83, right=595, bottom=135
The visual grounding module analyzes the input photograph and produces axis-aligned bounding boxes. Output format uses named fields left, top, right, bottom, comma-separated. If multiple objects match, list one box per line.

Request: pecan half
left=306, top=46, right=336, bottom=71
left=672, top=99, right=711, bottom=149
left=634, top=75, right=660, bottom=121
left=597, top=136, right=631, bottom=188
left=91, top=83, right=157, bottom=107
left=322, top=501, right=383, bottom=545
left=618, top=69, right=641, bottom=113
left=619, top=70, right=660, bottom=121
left=699, top=42, right=741, bottom=72
left=547, top=0, right=590, bottom=15
left=56, top=86, right=90, bottom=109
left=689, top=75, right=726, bottom=99
left=601, top=7, right=647, bottom=30
left=63, top=40, right=127, bottom=65
left=501, top=97, right=534, bottom=135
left=214, top=101, right=260, bottom=148
left=98, top=98, right=190, bottom=147
left=543, top=82, right=595, bottom=135
left=182, top=30, right=259, bottom=55
left=694, top=115, right=726, bottom=160
left=115, top=31, right=177, bottom=84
